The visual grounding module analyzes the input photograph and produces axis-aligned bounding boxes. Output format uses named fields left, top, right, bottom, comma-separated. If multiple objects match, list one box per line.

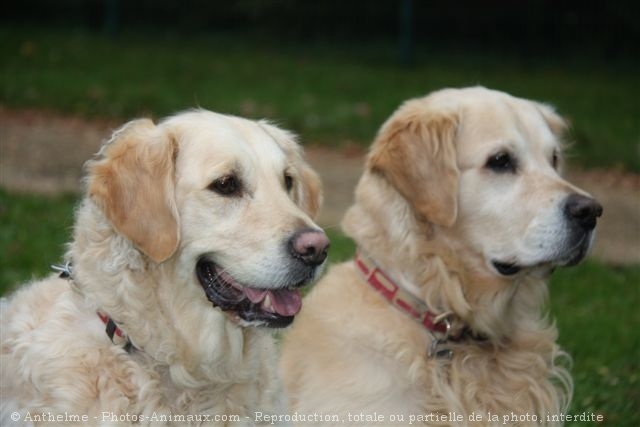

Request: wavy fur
left=282, top=87, right=580, bottom=426
left=1, top=110, right=324, bottom=426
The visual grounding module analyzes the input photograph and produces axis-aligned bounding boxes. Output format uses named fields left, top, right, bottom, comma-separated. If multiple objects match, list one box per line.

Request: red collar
left=354, top=251, right=450, bottom=336
left=52, top=263, right=135, bottom=353
left=97, top=311, right=134, bottom=352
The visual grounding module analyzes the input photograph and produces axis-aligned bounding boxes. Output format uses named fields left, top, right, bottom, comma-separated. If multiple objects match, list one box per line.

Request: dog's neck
left=353, top=250, right=487, bottom=358
left=342, top=174, right=551, bottom=343
left=66, top=199, right=264, bottom=388
left=343, top=177, right=470, bottom=317
left=52, top=261, right=136, bottom=352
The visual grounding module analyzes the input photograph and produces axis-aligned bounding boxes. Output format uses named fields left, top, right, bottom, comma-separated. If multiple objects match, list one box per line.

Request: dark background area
left=4, top=0, right=639, bottom=61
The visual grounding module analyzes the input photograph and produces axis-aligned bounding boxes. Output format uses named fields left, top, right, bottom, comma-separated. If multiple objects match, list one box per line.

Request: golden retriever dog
left=281, top=87, right=602, bottom=426
left=1, top=110, right=329, bottom=426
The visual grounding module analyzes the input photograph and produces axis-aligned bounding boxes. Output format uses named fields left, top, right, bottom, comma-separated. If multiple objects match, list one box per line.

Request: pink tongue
left=242, top=288, right=302, bottom=317
left=270, top=288, right=302, bottom=316
left=244, top=288, right=268, bottom=303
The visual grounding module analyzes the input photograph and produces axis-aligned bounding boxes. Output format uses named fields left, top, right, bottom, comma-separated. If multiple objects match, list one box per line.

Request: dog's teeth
left=263, top=294, right=274, bottom=312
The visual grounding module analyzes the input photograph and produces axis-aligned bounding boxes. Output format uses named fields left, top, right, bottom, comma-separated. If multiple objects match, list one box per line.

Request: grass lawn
left=1, top=190, right=638, bottom=426
left=1, top=27, right=638, bottom=171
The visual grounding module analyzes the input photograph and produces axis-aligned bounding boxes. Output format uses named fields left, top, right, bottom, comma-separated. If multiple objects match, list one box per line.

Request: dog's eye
left=209, top=175, right=241, bottom=196
left=486, top=152, right=516, bottom=173
left=284, top=174, right=293, bottom=192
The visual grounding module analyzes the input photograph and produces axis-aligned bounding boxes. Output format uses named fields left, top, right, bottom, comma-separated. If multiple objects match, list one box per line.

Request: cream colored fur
left=281, top=87, right=596, bottom=426
left=1, top=110, right=323, bottom=426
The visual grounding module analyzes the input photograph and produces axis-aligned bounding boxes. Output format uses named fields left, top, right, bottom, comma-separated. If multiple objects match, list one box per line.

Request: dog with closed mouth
left=1, top=110, right=329, bottom=425
left=281, top=87, right=602, bottom=426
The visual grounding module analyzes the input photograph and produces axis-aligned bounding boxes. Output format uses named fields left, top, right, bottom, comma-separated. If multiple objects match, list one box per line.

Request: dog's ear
left=368, top=103, right=459, bottom=227
left=537, top=103, right=568, bottom=137
left=298, top=164, right=323, bottom=220
left=258, top=120, right=324, bottom=220
left=88, top=119, right=180, bottom=263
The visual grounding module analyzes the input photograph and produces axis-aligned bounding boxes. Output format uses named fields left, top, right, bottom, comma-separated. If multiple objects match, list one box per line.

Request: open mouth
left=196, top=258, right=303, bottom=328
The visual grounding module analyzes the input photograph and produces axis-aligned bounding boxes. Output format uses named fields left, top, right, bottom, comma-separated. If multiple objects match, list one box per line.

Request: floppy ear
left=368, top=103, right=459, bottom=227
left=88, top=119, right=180, bottom=263
left=298, top=164, right=323, bottom=220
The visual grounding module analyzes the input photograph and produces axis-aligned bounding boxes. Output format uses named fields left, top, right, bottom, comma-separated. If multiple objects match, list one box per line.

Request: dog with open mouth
left=1, top=110, right=328, bottom=425
left=281, top=87, right=602, bottom=426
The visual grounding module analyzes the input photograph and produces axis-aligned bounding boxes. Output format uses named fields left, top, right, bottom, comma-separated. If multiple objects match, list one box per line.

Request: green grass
left=550, top=263, right=640, bottom=426
left=1, top=27, right=638, bottom=171
left=0, top=189, right=76, bottom=293
left=1, top=190, right=638, bottom=425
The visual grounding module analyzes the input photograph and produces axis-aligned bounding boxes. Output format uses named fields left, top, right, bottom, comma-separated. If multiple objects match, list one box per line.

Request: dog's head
left=352, top=87, right=601, bottom=284
left=86, top=110, right=328, bottom=329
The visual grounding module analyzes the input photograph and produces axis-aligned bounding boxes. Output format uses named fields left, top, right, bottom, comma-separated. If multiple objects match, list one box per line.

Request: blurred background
left=1, top=1, right=638, bottom=425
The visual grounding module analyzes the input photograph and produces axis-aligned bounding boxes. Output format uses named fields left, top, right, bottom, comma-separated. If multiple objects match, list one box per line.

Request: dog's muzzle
left=492, top=194, right=603, bottom=276
left=195, top=229, right=329, bottom=328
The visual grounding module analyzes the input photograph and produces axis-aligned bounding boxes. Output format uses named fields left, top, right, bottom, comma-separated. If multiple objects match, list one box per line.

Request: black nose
left=564, top=194, right=603, bottom=231
left=289, top=229, right=330, bottom=267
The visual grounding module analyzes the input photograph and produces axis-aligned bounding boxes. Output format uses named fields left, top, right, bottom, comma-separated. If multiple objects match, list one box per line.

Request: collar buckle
left=428, top=314, right=454, bottom=359
left=51, top=261, right=74, bottom=279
